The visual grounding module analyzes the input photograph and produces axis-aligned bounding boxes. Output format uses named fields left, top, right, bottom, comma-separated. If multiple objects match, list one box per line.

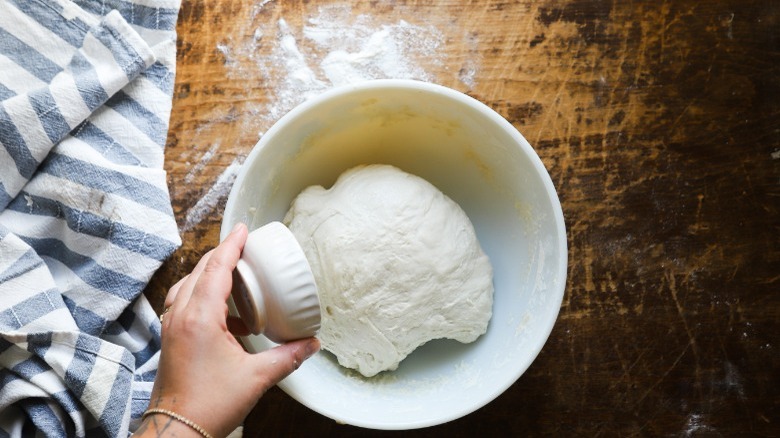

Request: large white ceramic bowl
left=221, top=79, right=567, bottom=430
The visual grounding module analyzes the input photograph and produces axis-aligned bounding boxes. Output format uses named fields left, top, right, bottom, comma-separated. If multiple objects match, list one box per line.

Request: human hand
left=135, top=223, right=320, bottom=438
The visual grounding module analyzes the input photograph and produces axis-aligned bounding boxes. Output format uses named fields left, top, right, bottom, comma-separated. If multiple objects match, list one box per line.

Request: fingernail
left=231, top=222, right=244, bottom=234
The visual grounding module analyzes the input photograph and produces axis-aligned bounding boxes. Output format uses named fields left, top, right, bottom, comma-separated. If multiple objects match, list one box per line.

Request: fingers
left=168, top=249, right=214, bottom=310
left=163, top=223, right=248, bottom=332
left=165, top=275, right=188, bottom=308
left=252, top=338, right=320, bottom=393
left=188, top=223, right=248, bottom=310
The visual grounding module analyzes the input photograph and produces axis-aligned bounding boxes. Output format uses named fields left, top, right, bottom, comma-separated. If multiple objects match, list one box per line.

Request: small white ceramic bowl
left=221, top=79, right=567, bottom=430
left=231, top=221, right=320, bottom=343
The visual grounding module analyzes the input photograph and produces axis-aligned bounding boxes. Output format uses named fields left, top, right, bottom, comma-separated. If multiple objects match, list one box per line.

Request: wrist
left=135, top=410, right=213, bottom=438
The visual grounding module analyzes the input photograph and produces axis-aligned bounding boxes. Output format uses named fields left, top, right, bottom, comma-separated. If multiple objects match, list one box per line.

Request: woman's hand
left=135, top=223, right=320, bottom=438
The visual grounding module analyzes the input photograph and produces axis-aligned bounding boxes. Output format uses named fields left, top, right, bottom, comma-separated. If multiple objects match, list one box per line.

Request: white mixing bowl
left=221, top=79, right=567, bottom=429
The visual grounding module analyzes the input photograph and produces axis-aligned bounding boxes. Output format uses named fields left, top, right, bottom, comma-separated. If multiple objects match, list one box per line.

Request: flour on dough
left=284, top=164, right=494, bottom=377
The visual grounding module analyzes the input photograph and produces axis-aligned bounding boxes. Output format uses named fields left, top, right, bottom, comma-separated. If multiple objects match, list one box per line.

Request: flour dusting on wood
left=218, top=4, right=470, bottom=131
left=182, top=157, right=243, bottom=232
left=188, top=3, right=479, bottom=232
left=183, top=143, right=221, bottom=185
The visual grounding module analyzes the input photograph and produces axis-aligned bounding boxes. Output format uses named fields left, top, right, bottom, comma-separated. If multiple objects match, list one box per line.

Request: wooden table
left=145, top=1, right=779, bottom=435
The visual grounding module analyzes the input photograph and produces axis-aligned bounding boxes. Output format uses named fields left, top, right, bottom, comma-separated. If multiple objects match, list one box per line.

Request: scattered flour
left=183, top=143, right=221, bottom=185
left=217, top=4, right=476, bottom=132
left=682, top=413, right=717, bottom=437
left=458, top=31, right=480, bottom=88
left=189, top=4, right=480, bottom=232
left=181, top=157, right=243, bottom=232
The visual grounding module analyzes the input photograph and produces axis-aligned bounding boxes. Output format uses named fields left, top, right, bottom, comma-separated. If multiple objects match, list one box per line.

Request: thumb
left=251, top=337, right=320, bottom=393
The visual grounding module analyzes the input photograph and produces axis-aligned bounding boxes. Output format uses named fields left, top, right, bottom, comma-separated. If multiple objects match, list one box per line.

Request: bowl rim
left=221, top=79, right=568, bottom=429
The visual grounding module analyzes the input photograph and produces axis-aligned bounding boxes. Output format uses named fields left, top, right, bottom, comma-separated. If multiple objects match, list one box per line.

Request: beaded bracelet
left=142, top=408, right=214, bottom=438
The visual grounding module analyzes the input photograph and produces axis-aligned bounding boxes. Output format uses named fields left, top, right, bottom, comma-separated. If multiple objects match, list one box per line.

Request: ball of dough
left=284, top=164, right=494, bottom=377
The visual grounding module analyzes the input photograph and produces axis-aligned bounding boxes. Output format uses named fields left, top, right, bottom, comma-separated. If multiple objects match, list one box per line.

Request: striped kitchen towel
left=0, top=0, right=182, bottom=436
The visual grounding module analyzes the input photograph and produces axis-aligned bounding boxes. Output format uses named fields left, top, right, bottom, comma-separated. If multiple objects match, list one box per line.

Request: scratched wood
left=145, top=0, right=780, bottom=435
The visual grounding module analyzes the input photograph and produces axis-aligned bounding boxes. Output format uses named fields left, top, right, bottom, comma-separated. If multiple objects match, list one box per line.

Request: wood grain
left=145, top=0, right=780, bottom=435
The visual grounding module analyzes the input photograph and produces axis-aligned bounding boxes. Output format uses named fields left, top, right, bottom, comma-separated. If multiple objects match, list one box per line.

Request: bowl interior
left=221, top=80, right=567, bottom=429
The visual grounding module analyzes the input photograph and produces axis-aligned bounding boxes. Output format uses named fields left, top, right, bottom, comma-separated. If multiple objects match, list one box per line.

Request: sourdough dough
left=284, top=164, right=494, bottom=377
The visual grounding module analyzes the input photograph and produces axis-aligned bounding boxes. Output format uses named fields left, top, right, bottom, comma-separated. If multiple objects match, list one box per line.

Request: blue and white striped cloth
left=0, top=0, right=182, bottom=436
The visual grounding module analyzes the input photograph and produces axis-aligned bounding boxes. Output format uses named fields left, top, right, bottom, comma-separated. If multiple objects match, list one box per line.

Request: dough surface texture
left=284, top=164, right=494, bottom=377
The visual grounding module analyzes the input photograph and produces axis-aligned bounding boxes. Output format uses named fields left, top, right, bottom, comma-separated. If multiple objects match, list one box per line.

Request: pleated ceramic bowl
left=221, top=80, right=567, bottom=430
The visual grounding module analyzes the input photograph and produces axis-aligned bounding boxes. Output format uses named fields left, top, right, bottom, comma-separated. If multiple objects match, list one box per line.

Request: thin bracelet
left=142, top=408, right=214, bottom=438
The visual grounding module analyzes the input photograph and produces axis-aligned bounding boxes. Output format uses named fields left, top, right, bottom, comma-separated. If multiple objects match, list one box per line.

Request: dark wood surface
left=145, top=0, right=779, bottom=435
